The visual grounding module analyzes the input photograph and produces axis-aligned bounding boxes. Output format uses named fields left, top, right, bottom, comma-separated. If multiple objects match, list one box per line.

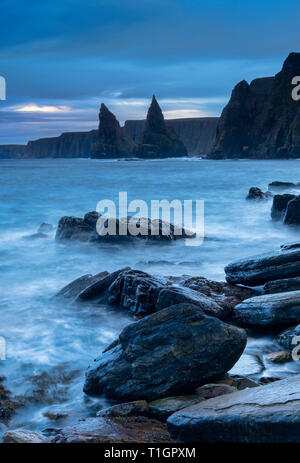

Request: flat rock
left=97, top=400, right=149, bottom=418
left=148, top=396, right=204, bottom=421
left=77, top=267, right=130, bottom=302
left=55, top=271, right=109, bottom=300
left=51, top=416, right=172, bottom=443
left=225, top=247, right=300, bottom=286
left=83, top=303, right=246, bottom=401
left=195, top=383, right=237, bottom=399
left=2, top=430, right=47, bottom=443
left=167, top=375, right=300, bottom=442
left=233, top=290, right=300, bottom=326
left=264, top=277, right=300, bottom=294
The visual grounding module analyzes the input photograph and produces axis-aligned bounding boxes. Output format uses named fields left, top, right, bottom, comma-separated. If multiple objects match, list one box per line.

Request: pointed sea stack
left=135, top=96, right=188, bottom=158
left=91, top=103, right=135, bottom=159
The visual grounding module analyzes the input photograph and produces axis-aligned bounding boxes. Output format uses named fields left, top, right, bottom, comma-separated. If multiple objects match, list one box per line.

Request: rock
left=209, top=53, right=300, bottom=160
left=271, top=194, right=297, bottom=220
left=135, top=96, right=187, bottom=159
left=265, top=350, right=292, bottom=363
left=281, top=242, right=300, bottom=251
left=259, top=376, right=280, bottom=385
left=233, top=290, right=300, bottom=326
left=91, top=103, right=135, bottom=159
left=76, top=267, right=130, bottom=302
left=228, top=353, right=263, bottom=376
left=51, top=416, right=172, bottom=443
left=148, top=396, right=204, bottom=421
left=246, top=187, right=272, bottom=200
left=2, top=430, right=47, bottom=443
left=277, top=324, right=300, bottom=350
left=83, top=303, right=247, bottom=401
left=218, top=375, right=259, bottom=390
left=225, top=246, right=300, bottom=286
left=264, top=277, right=300, bottom=294
left=38, top=223, right=54, bottom=233
left=283, top=196, right=300, bottom=225
left=96, top=400, right=149, bottom=418
left=167, top=375, right=300, bottom=442
left=195, top=383, right=237, bottom=399
left=43, top=411, right=69, bottom=421
left=268, top=181, right=300, bottom=191
left=0, top=377, right=21, bottom=422
left=56, top=212, right=100, bottom=242
left=55, top=271, right=109, bottom=300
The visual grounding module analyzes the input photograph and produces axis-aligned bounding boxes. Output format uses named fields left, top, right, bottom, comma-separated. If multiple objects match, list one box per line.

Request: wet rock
left=277, top=324, right=300, bottom=350
left=55, top=271, right=109, bottom=300
left=77, top=267, right=130, bottom=302
left=218, top=375, right=259, bottom=390
left=38, top=223, right=54, bottom=233
left=269, top=181, right=300, bottom=191
left=271, top=194, right=297, bottom=220
left=148, top=396, right=204, bottom=421
left=259, top=376, right=280, bottom=385
left=283, top=196, right=300, bottom=225
left=246, top=187, right=272, bottom=200
left=233, top=290, right=300, bottom=326
left=97, top=400, right=149, bottom=418
left=55, top=212, right=101, bottom=242
left=167, top=375, right=300, bottom=442
left=281, top=242, right=300, bottom=251
left=51, top=416, right=172, bottom=443
left=2, top=429, right=47, bottom=443
left=264, top=277, right=300, bottom=294
left=83, top=303, right=247, bottom=401
left=0, top=377, right=21, bottom=423
left=225, top=246, right=300, bottom=286
left=265, top=350, right=292, bottom=363
left=195, top=383, right=237, bottom=399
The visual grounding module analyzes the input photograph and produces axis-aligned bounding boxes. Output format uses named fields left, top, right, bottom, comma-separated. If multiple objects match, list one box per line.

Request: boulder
left=277, top=324, right=300, bottom=350
left=271, top=194, right=297, bottom=220
left=264, top=277, right=300, bottom=294
left=55, top=271, right=109, bottom=300
left=56, top=212, right=100, bottom=242
left=83, top=303, right=247, bottom=401
left=148, top=396, right=204, bottom=421
left=51, top=416, right=172, bottom=443
left=265, top=351, right=292, bottom=363
left=246, top=187, right=272, bottom=200
left=194, top=383, right=237, bottom=399
left=269, top=181, right=300, bottom=191
left=233, top=290, right=300, bottom=326
left=167, top=375, right=300, bottom=442
left=2, top=430, right=47, bottom=443
left=225, top=246, right=300, bottom=286
left=283, top=196, right=300, bottom=225
left=76, top=267, right=130, bottom=302
left=96, top=400, right=149, bottom=418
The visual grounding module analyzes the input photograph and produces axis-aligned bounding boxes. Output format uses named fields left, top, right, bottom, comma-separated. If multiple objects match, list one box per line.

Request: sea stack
left=135, top=96, right=188, bottom=158
left=91, top=103, right=135, bottom=159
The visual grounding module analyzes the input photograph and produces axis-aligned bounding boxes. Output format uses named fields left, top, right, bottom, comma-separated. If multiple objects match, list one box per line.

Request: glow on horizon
left=15, top=104, right=71, bottom=113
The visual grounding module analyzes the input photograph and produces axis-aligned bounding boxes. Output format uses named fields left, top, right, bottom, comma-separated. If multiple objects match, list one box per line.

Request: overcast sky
left=0, top=0, right=299, bottom=144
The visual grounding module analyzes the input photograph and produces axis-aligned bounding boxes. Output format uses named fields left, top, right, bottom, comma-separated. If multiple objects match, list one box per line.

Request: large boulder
left=167, top=375, right=300, bottom=442
left=225, top=246, right=300, bottom=286
left=83, top=303, right=247, bottom=401
left=135, top=96, right=188, bottom=159
left=271, top=194, right=297, bottom=220
left=233, top=290, right=300, bottom=326
left=283, top=196, right=300, bottom=225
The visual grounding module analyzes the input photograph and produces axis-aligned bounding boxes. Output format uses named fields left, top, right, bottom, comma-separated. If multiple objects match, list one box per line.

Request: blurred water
left=0, top=157, right=300, bottom=433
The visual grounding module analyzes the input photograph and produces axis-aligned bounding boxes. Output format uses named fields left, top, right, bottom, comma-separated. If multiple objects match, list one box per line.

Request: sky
left=0, top=0, right=299, bottom=144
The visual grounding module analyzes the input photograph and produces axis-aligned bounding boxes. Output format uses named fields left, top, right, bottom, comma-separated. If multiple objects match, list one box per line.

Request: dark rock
left=55, top=211, right=101, bottom=242
left=83, top=303, right=247, bottom=401
left=269, top=181, right=300, bottom=190
left=283, top=196, right=300, bottom=225
left=271, top=194, right=297, bottom=220
left=148, top=396, right=204, bottom=421
left=209, top=53, right=300, bottom=159
left=0, top=377, right=21, bottom=423
left=265, top=350, right=292, bottom=363
left=38, top=223, right=54, bottom=233
left=281, top=242, right=300, bottom=251
left=91, top=104, right=135, bottom=159
left=135, top=96, right=187, bottom=159
left=277, top=324, right=300, bottom=350
left=76, top=267, right=130, bottom=302
left=96, top=400, right=149, bottom=418
left=218, top=375, right=259, bottom=390
left=233, top=290, right=300, bottom=326
left=264, top=277, right=300, bottom=294
left=55, top=271, right=109, bottom=300
left=167, top=375, right=300, bottom=442
left=246, top=187, right=272, bottom=200
left=194, top=383, right=236, bottom=399
left=51, top=416, right=172, bottom=443
left=225, top=246, right=300, bottom=286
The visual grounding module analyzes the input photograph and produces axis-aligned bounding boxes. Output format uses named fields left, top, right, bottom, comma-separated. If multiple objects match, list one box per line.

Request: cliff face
left=210, top=52, right=300, bottom=159
left=124, top=117, right=218, bottom=156
left=91, top=103, right=135, bottom=159
left=135, top=96, right=188, bottom=158
left=25, top=130, right=98, bottom=158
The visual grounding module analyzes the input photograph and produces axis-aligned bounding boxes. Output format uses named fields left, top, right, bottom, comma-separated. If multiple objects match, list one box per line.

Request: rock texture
left=246, top=187, right=272, bottom=200
left=167, top=375, right=300, bottom=443
left=277, top=324, right=300, bottom=350
left=271, top=194, right=297, bottom=220
left=148, top=396, right=204, bottom=421
left=135, top=96, right=187, bottom=158
left=97, top=400, right=149, bottom=418
left=210, top=53, right=300, bottom=159
left=264, top=277, right=300, bottom=294
left=83, top=303, right=246, bottom=401
left=225, top=246, right=300, bottom=286
left=283, top=196, right=300, bottom=225
left=91, top=104, right=135, bottom=159
left=2, top=430, right=47, bottom=443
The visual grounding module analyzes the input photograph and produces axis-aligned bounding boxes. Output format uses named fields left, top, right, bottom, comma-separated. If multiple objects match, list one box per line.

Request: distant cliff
left=209, top=52, right=300, bottom=159
left=124, top=117, right=218, bottom=156
left=0, top=145, right=26, bottom=159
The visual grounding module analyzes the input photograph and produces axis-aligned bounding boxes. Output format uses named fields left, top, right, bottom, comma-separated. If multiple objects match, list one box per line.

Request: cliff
left=0, top=145, right=26, bottom=159
left=124, top=117, right=218, bottom=156
left=209, top=52, right=300, bottom=159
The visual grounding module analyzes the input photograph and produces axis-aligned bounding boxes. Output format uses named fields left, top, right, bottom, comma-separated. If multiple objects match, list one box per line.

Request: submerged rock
left=246, top=187, right=272, bottom=200
left=55, top=271, right=109, bottom=300
left=135, top=96, right=187, bottom=159
left=148, top=396, right=204, bottom=421
left=38, top=223, right=54, bottom=233
left=225, top=246, right=300, bottom=286
left=265, top=350, right=292, bottom=363
left=167, top=375, right=300, bottom=442
left=83, top=303, right=246, bottom=401
left=283, top=196, right=300, bottom=225
left=233, top=290, right=300, bottom=326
